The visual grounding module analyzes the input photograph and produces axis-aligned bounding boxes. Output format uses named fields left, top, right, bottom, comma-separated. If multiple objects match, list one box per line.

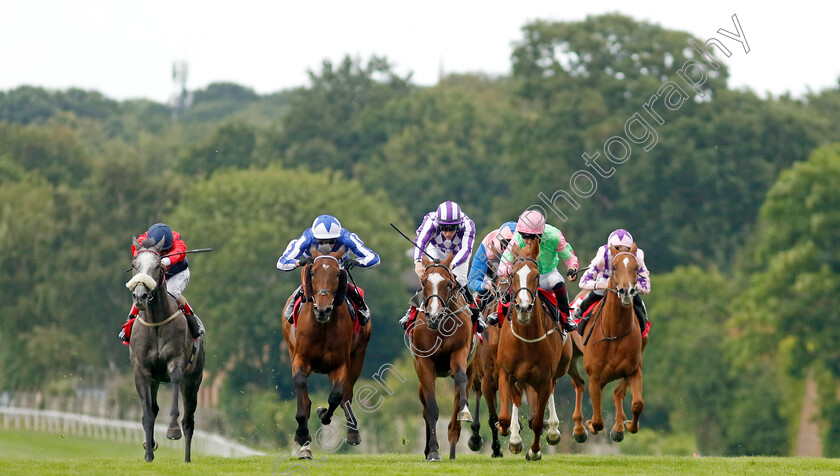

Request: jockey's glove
left=161, top=257, right=171, bottom=268
left=595, top=280, right=609, bottom=290
left=567, top=268, right=578, bottom=281
left=298, top=257, right=314, bottom=267
left=344, top=258, right=359, bottom=270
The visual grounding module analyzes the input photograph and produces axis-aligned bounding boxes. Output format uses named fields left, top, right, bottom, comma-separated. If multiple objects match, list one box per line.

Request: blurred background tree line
left=1, top=13, right=839, bottom=456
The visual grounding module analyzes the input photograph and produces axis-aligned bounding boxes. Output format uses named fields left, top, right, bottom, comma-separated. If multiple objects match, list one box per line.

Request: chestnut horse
left=496, top=241, right=573, bottom=461
left=281, top=246, right=372, bottom=459
left=126, top=236, right=205, bottom=463
left=568, top=243, right=646, bottom=443
left=406, top=253, right=476, bottom=461
left=466, top=274, right=515, bottom=458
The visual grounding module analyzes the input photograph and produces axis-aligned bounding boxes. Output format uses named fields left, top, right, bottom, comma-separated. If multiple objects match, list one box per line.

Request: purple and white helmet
left=312, top=215, right=342, bottom=240
left=608, top=229, right=634, bottom=248
left=435, top=201, right=464, bottom=226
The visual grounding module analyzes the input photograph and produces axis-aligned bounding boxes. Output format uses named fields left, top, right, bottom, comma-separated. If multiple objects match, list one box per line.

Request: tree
left=730, top=143, right=840, bottom=455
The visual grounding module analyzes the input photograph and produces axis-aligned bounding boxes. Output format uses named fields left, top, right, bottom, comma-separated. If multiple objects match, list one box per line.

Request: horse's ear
left=153, top=236, right=166, bottom=252
left=610, top=244, right=620, bottom=257
left=443, top=252, right=455, bottom=267
left=422, top=255, right=431, bottom=267
left=630, top=242, right=638, bottom=255
left=330, top=245, right=346, bottom=260
left=309, top=245, right=321, bottom=258
left=133, top=236, right=142, bottom=250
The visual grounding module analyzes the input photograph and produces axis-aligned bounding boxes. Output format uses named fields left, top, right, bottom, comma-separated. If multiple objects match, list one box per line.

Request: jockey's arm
left=276, top=232, right=311, bottom=271
left=467, top=243, right=490, bottom=293
left=578, top=250, right=606, bottom=291
left=342, top=231, right=380, bottom=268
left=634, top=249, right=651, bottom=294
left=450, top=218, right=476, bottom=269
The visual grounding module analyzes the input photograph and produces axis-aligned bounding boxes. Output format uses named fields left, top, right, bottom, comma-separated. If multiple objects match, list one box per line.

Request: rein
left=419, top=262, right=470, bottom=326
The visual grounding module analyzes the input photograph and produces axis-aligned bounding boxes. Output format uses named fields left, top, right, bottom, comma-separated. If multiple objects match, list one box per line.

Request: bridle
left=510, top=257, right=539, bottom=305
left=311, top=255, right=340, bottom=299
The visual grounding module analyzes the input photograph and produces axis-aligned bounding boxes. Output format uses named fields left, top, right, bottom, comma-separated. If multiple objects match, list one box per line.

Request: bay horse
left=466, top=274, right=510, bottom=458
left=568, top=243, right=645, bottom=443
left=496, top=240, right=572, bottom=461
left=126, top=236, right=205, bottom=463
left=281, top=246, right=371, bottom=459
left=406, top=253, right=476, bottom=461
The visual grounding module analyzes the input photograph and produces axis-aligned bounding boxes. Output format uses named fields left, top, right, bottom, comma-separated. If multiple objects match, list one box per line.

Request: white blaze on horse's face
left=516, top=265, right=532, bottom=311
left=427, top=273, right=445, bottom=318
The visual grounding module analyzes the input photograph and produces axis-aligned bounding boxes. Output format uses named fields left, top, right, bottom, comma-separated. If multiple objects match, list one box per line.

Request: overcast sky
left=1, top=1, right=837, bottom=103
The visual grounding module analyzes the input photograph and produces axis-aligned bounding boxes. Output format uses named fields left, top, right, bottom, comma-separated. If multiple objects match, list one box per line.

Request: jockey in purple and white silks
left=277, top=215, right=379, bottom=324
left=400, top=201, right=485, bottom=331
left=572, top=229, right=651, bottom=330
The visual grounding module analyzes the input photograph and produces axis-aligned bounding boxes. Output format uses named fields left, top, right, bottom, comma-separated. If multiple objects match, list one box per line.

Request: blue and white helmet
left=435, top=201, right=464, bottom=226
left=312, top=215, right=342, bottom=240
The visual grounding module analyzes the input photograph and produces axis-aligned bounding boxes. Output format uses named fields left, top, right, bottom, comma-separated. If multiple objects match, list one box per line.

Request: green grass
left=1, top=430, right=839, bottom=475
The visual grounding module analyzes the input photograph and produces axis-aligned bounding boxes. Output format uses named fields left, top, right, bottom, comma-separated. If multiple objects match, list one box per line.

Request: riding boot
left=399, top=291, right=424, bottom=329
left=347, top=284, right=370, bottom=325
left=178, top=296, right=205, bottom=339
left=553, top=283, right=576, bottom=332
left=285, top=285, right=303, bottom=323
left=572, top=291, right=604, bottom=327
left=633, top=293, right=649, bottom=331
left=461, top=286, right=487, bottom=333
left=119, top=303, right=140, bottom=343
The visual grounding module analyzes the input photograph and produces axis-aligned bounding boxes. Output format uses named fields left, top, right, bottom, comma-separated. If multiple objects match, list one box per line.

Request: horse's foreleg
left=167, top=364, right=184, bottom=441
left=134, top=373, right=156, bottom=462
left=586, top=377, right=605, bottom=434
left=482, top=376, right=503, bottom=457
left=508, top=400, right=523, bottom=454
left=626, top=369, right=644, bottom=434
left=568, top=358, right=588, bottom=443
left=611, top=378, right=629, bottom=442
left=468, top=376, right=483, bottom=452
left=526, top=383, right=551, bottom=461
left=319, top=364, right=348, bottom=426
left=448, top=385, right=461, bottom=460
left=545, top=392, right=562, bottom=446
left=416, top=361, right=441, bottom=462
left=181, top=373, right=202, bottom=463
left=292, top=360, right=313, bottom=453
left=496, top=370, right=512, bottom=437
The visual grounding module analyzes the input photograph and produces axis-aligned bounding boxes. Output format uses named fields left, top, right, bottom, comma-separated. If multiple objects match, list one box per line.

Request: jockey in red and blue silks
left=572, top=228, right=651, bottom=332
left=399, top=200, right=485, bottom=332
left=119, top=223, right=204, bottom=344
left=277, top=214, right=379, bottom=324
left=468, top=221, right=516, bottom=310
left=497, top=210, right=579, bottom=333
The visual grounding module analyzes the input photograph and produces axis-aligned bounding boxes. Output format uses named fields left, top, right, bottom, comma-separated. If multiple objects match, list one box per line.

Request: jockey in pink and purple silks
left=572, top=229, right=651, bottom=332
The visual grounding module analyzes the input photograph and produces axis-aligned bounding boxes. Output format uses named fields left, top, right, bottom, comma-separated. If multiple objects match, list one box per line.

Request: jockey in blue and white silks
left=468, top=221, right=517, bottom=294
left=277, top=215, right=379, bottom=323
left=277, top=215, right=380, bottom=271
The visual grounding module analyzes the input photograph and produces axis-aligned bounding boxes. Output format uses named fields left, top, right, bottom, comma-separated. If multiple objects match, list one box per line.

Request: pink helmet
left=516, top=210, right=546, bottom=235
left=435, top=201, right=464, bottom=225
left=608, top=229, right=634, bottom=248
left=493, top=221, right=517, bottom=251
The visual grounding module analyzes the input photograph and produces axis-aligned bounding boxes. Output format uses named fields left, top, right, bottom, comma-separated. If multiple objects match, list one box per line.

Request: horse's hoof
left=610, top=428, right=625, bottom=442
left=546, top=430, right=561, bottom=446
left=496, top=422, right=510, bottom=437
left=142, top=440, right=158, bottom=451
left=492, top=450, right=504, bottom=458
left=316, top=406, right=331, bottom=425
left=625, top=419, right=639, bottom=434
left=526, top=449, right=542, bottom=461
left=457, top=410, right=473, bottom=422
left=573, top=431, right=588, bottom=443
left=297, top=445, right=313, bottom=460
left=509, top=440, right=523, bottom=454
left=586, top=419, right=602, bottom=434
left=426, top=451, right=442, bottom=462
left=468, top=434, right=483, bottom=451
left=166, top=426, right=182, bottom=440
left=346, top=431, right=361, bottom=446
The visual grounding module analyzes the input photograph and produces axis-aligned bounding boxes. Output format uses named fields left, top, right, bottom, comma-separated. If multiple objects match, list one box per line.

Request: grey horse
left=126, top=236, right=205, bottom=462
